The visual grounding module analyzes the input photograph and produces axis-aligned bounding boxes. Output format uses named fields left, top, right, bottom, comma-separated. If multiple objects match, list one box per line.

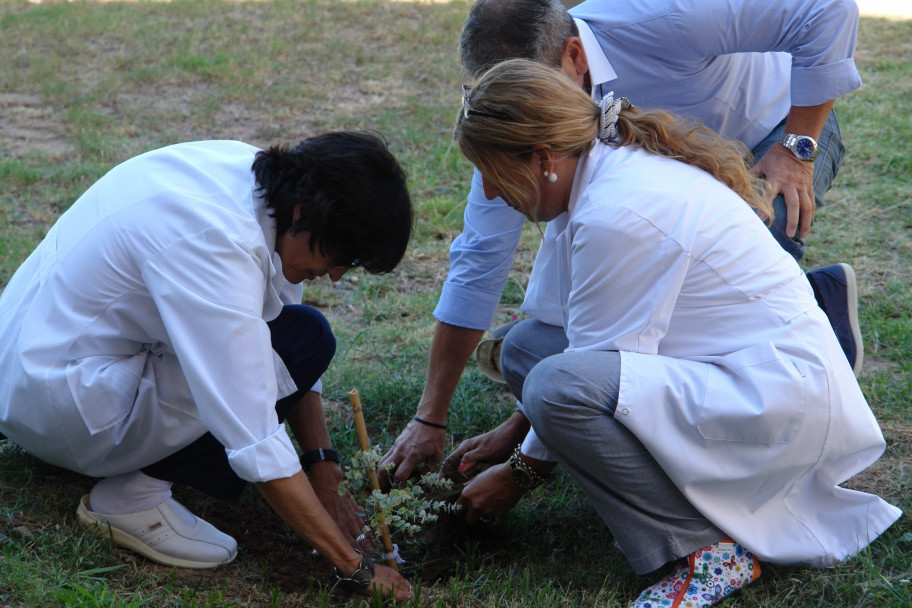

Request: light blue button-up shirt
left=434, top=0, right=861, bottom=331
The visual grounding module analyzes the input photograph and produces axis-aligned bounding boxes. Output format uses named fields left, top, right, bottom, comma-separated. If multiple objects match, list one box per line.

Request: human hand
left=378, top=418, right=446, bottom=489
left=440, top=411, right=531, bottom=479
left=364, top=564, right=413, bottom=601
left=750, top=144, right=815, bottom=238
left=309, top=463, right=376, bottom=554
left=457, top=462, right=526, bottom=525
left=334, top=491, right=378, bottom=555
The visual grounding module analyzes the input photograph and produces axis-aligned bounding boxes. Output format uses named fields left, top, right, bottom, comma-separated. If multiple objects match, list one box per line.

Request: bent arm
left=381, top=170, right=525, bottom=481
left=433, top=169, right=526, bottom=330
left=257, top=473, right=411, bottom=600
left=379, top=321, right=484, bottom=483
left=751, top=100, right=836, bottom=237
left=257, top=472, right=358, bottom=570
left=418, top=321, right=486, bottom=425
left=285, top=390, right=375, bottom=553
left=783, top=102, right=835, bottom=142
left=665, top=0, right=861, bottom=105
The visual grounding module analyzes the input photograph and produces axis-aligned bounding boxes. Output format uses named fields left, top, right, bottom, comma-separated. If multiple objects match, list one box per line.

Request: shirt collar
left=574, top=18, right=617, bottom=98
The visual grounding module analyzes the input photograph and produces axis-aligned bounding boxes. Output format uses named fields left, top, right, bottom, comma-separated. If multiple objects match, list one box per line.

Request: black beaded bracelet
left=412, top=416, right=447, bottom=430
left=300, top=448, right=340, bottom=471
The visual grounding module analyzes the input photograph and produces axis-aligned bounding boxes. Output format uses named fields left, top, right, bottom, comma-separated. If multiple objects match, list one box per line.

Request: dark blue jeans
left=141, top=305, right=335, bottom=500
left=751, top=109, right=845, bottom=261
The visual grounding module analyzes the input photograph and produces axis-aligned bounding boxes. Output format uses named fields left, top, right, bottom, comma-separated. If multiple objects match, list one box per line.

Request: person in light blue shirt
left=381, top=0, right=864, bottom=484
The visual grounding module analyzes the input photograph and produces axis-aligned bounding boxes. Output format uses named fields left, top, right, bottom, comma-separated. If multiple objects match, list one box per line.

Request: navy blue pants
left=141, top=305, right=336, bottom=500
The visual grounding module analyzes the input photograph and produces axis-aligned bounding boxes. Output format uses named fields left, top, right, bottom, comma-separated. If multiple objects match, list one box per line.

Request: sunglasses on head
left=461, top=85, right=514, bottom=121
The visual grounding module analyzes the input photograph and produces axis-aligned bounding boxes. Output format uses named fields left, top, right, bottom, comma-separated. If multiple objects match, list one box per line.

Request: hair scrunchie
left=598, top=91, right=631, bottom=142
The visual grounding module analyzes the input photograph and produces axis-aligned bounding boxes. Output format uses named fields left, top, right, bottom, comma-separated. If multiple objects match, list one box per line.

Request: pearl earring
left=544, top=170, right=558, bottom=183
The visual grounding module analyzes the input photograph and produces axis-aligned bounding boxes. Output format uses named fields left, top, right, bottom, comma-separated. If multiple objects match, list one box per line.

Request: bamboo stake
left=348, top=388, right=398, bottom=570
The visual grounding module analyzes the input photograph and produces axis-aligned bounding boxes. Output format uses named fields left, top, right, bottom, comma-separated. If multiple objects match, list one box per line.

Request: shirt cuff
left=790, top=60, right=862, bottom=106
left=520, top=426, right=554, bottom=462
left=433, top=281, right=502, bottom=331
left=226, top=425, right=302, bottom=483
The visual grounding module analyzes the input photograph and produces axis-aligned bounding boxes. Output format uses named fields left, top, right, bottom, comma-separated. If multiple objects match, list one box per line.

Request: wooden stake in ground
left=348, top=387, right=398, bottom=570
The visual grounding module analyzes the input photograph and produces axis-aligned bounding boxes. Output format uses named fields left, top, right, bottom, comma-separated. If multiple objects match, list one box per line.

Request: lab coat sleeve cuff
left=433, top=281, right=501, bottom=331
left=790, top=60, right=862, bottom=106
left=520, top=427, right=554, bottom=462
left=227, top=426, right=302, bottom=483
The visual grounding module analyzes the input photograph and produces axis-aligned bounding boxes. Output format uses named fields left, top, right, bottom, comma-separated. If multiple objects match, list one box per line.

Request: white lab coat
left=0, top=141, right=307, bottom=484
left=521, top=141, right=901, bottom=566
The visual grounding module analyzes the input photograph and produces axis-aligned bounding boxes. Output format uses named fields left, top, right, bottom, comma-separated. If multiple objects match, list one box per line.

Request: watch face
left=350, top=567, right=373, bottom=589
left=794, top=137, right=816, bottom=159
left=511, top=466, right=534, bottom=489
left=336, top=553, right=375, bottom=590
left=512, top=467, right=527, bottom=484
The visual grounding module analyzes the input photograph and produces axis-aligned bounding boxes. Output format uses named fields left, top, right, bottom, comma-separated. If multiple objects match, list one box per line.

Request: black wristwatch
left=300, top=448, right=340, bottom=471
left=508, top=443, right=549, bottom=490
left=334, top=550, right=375, bottom=591
left=778, top=132, right=819, bottom=161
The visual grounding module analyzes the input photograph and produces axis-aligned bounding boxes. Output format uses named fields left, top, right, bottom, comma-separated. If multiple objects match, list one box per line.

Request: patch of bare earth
left=0, top=93, right=74, bottom=157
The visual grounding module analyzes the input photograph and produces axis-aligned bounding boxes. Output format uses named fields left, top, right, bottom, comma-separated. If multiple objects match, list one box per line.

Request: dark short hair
left=459, top=0, right=577, bottom=77
left=252, top=132, right=413, bottom=274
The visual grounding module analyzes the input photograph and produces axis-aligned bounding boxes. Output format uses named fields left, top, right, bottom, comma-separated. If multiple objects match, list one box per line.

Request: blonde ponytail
left=455, top=59, right=772, bottom=221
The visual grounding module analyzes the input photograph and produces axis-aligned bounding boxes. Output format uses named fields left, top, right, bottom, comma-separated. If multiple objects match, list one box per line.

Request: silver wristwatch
left=778, top=132, right=819, bottom=162
left=334, top=550, right=375, bottom=591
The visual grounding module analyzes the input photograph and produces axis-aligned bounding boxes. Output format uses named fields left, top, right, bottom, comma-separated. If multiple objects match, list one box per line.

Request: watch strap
left=300, top=448, right=340, bottom=471
left=334, top=550, right=375, bottom=591
left=777, top=132, right=819, bottom=161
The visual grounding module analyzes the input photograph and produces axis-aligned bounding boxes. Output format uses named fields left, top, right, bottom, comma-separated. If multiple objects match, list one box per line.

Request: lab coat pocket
left=698, top=342, right=805, bottom=444
left=65, top=353, right=146, bottom=434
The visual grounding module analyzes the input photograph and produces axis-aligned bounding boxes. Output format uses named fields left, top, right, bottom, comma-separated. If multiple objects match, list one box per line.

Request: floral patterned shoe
left=628, top=539, right=760, bottom=608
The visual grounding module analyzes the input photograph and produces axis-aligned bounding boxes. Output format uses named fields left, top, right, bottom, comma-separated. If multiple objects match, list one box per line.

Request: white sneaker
left=77, top=494, right=237, bottom=569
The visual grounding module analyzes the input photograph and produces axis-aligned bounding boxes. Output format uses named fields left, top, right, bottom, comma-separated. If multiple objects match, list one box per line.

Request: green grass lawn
left=0, top=1, right=909, bottom=606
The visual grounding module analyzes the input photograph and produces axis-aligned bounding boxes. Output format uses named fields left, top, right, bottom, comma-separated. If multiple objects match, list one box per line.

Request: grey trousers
left=501, top=319, right=724, bottom=574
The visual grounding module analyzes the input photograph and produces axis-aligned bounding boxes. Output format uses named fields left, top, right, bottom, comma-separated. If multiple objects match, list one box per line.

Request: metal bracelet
left=509, top=443, right=549, bottom=489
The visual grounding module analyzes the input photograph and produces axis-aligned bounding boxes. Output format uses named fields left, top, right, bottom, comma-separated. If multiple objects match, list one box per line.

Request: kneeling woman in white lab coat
left=446, top=59, right=900, bottom=608
left=0, top=132, right=413, bottom=600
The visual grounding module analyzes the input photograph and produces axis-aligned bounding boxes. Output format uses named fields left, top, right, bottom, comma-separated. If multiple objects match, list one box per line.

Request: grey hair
left=458, top=0, right=578, bottom=77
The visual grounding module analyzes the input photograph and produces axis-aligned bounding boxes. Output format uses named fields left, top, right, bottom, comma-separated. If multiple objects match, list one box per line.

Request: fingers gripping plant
left=340, top=446, right=460, bottom=538
left=343, top=388, right=460, bottom=564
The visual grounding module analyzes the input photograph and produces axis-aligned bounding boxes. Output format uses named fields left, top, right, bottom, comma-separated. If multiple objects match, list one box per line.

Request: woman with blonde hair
left=445, top=59, right=899, bottom=608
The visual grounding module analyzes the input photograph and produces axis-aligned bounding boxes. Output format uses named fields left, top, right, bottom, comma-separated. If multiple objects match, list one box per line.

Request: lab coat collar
left=567, top=139, right=606, bottom=218
left=251, top=170, right=277, bottom=254
left=248, top=170, right=288, bottom=321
